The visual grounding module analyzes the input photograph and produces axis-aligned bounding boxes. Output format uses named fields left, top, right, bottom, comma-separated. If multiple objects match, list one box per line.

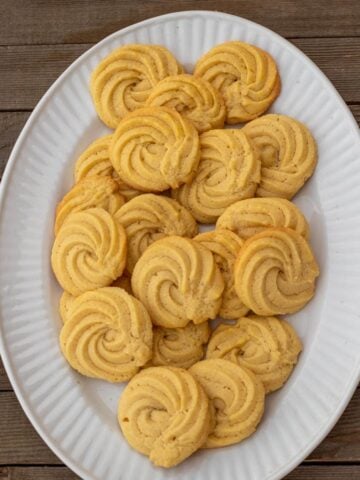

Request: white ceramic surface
left=1, top=10, right=360, bottom=480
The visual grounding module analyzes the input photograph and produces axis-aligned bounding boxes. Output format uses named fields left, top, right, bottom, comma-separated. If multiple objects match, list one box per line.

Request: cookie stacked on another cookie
left=234, top=227, right=319, bottom=316
left=110, top=106, right=201, bottom=192
left=74, top=135, right=142, bottom=201
left=243, top=114, right=317, bottom=199
left=172, top=128, right=261, bottom=222
left=207, top=315, right=303, bottom=393
left=146, top=73, right=226, bottom=132
left=118, top=366, right=213, bottom=467
left=50, top=40, right=321, bottom=469
left=194, top=41, right=281, bottom=123
left=90, top=44, right=183, bottom=128
left=115, top=194, right=198, bottom=272
left=131, top=235, right=225, bottom=327
left=194, top=229, right=248, bottom=319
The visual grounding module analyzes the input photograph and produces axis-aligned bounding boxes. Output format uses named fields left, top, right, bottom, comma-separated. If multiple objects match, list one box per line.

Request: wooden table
left=1, top=1, right=360, bottom=479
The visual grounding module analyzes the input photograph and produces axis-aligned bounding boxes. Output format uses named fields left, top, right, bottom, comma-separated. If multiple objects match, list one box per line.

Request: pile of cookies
left=51, top=41, right=320, bottom=468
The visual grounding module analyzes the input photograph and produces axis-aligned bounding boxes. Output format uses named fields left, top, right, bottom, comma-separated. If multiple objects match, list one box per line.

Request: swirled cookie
left=189, top=359, right=265, bottom=448
left=131, top=236, right=224, bottom=328
left=172, top=129, right=260, bottom=223
left=59, top=291, right=75, bottom=323
left=194, top=230, right=248, bottom=319
left=146, top=74, right=226, bottom=132
left=194, top=41, right=280, bottom=123
left=216, top=197, right=309, bottom=239
left=51, top=208, right=127, bottom=296
left=54, top=176, right=125, bottom=235
left=60, top=287, right=153, bottom=382
left=74, top=135, right=141, bottom=201
left=234, top=228, right=319, bottom=315
left=115, top=194, right=198, bottom=272
left=243, top=114, right=317, bottom=199
left=207, top=315, right=302, bottom=393
left=110, top=107, right=200, bottom=192
left=150, top=322, right=210, bottom=369
left=90, top=44, right=183, bottom=128
left=118, top=366, right=213, bottom=467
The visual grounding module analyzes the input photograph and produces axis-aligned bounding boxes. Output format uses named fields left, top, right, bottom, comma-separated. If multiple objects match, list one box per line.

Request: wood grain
left=0, top=392, right=61, bottom=464
left=1, top=38, right=360, bottom=111
left=350, top=104, right=360, bottom=122
left=285, top=465, right=360, bottom=479
left=0, top=0, right=360, bottom=45
left=0, top=112, right=30, bottom=179
left=0, top=358, right=12, bottom=391
left=0, top=464, right=359, bottom=480
left=0, top=44, right=89, bottom=110
left=0, top=467, right=79, bottom=479
left=309, top=385, right=360, bottom=462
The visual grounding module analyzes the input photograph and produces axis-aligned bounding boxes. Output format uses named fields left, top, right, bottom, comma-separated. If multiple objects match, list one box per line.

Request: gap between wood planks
left=1, top=464, right=360, bottom=480
left=0, top=0, right=360, bottom=45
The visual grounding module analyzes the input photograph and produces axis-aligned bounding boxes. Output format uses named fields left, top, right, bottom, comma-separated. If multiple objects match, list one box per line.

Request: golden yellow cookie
left=194, top=41, right=280, bottom=123
left=146, top=74, right=226, bottom=132
left=74, top=135, right=141, bottom=201
left=243, top=114, right=317, bottom=199
left=54, top=176, right=125, bottom=235
left=234, top=228, right=319, bottom=315
left=110, top=106, right=200, bottom=192
left=194, top=230, right=248, bottom=319
left=115, top=193, right=198, bottom=273
left=207, top=315, right=302, bottom=393
left=118, top=366, right=213, bottom=467
left=131, top=236, right=224, bottom=328
left=216, top=197, right=309, bottom=239
left=51, top=208, right=127, bottom=296
left=111, top=272, right=133, bottom=295
left=60, top=287, right=153, bottom=382
left=90, top=44, right=183, bottom=128
left=150, top=322, right=210, bottom=369
left=172, top=129, right=260, bottom=223
left=59, top=291, right=76, bottom=323
left=189, top=359, right=265, bottom=448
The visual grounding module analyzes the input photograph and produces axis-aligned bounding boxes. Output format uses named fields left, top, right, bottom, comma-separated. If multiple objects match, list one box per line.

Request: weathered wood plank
left=0, top=44, right=89, bottom=110
left=0, top=392, right=61, bottom=464
left=290, top=38, right=360, bottom=105
left=350, top=104, right=360, bottom=123
left=1, top=38, right=360, bottom=111
left=1, top=386, right=360, bottom=464
left=0, top=358, right=12, bottom=391
left=309, top=384, right=360, bottom=462
left=1, top=463, right=360, bottom=480
left=349, top=105, right=360, bottom=121
left=285, top=465, right=360, bottom=479
left=0, top=0, right=360, bottom=45
left=0, top=112, right=30, bottom=180
left=0, top=466, right=79, bottom=479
